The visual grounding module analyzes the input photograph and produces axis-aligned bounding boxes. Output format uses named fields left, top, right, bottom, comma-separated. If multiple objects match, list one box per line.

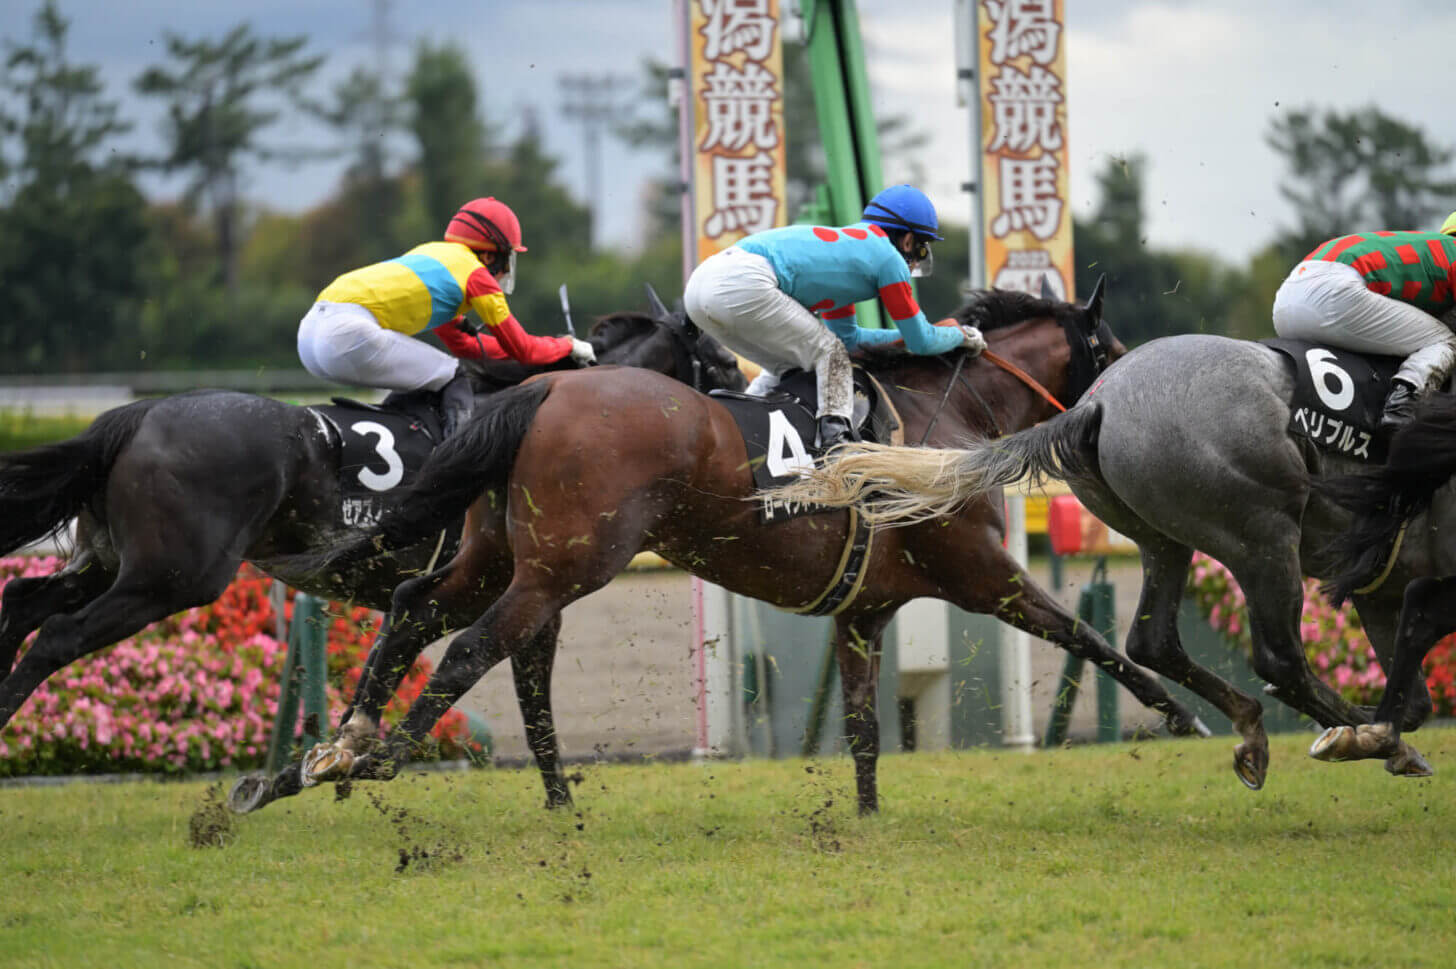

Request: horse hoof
left=301, top=743, right=354, bottom=788
left=228, top=772, right=273, bottom=814
left=1386, top=744, right=1434, bottom=778
left=1309, top=725, right=1357, bottom=762
left=1233, top=744, right=1266, bottom=791
left=1310, top=723, right=1397, bottom=762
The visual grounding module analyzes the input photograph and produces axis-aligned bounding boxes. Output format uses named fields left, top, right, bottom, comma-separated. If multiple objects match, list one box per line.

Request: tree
left=0, top=0, right=151, bottom=372
left=308, top=66, right=405, bottom=264
left=134, top=23, right=325, bottom=291
left=1072, top=154, right=1244, bottom=346
left=1267, top=106, right=1456, bottom=262
left=404, top=41, right=492, bottom=233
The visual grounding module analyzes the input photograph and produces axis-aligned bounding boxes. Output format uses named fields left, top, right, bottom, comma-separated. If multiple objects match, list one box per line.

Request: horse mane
left=950, top=288, right=1079, bottom=332
left=590, top=312, right=655, bottom=347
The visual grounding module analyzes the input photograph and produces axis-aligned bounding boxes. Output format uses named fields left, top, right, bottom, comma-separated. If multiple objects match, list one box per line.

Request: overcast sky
left=5, top=0, right=1453, bottom=265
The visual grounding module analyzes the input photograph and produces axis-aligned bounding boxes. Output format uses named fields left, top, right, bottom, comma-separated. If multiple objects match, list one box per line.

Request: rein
left=982, top=349, right=1067, bottom=414
left=916, top=347, right=1066, bottom=446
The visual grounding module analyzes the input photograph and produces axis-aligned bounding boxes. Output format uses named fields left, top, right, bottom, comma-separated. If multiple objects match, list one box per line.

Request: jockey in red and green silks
left=683, top=184, right=987, bottom=450
left=1273, top=221, right=1456, bottom=430
left=296, top=197, right=596, bottom=436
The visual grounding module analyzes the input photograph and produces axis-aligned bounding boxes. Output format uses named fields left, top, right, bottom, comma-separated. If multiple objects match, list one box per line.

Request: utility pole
left=558, top=73, right=633, bottom=245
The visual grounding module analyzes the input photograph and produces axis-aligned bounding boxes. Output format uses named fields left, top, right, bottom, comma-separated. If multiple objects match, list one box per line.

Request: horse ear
left=1083, top=273, right=1106, bottom=325
left=1039, top=275, right=1056, bottom=301
left=644, top=283, right=671, bottom=321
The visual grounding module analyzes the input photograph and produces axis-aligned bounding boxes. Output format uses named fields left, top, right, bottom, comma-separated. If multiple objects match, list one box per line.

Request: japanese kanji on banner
left=689, top=0, right=789, bottom=262
left=976, top=0, right=1074, bottom=299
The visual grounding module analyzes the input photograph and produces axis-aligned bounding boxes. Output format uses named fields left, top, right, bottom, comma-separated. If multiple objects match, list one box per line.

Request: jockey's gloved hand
left=569, top=339, right=598, bottom=366
left=960, top=325, right=987, bottom=355
left=451, top=315, right=484, bottom=336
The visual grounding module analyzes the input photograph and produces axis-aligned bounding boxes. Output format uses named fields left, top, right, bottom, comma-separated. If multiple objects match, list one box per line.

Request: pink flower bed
left=0, top=556, right=479, bottom=776
left=1187, top=552, right=1456, bottom=717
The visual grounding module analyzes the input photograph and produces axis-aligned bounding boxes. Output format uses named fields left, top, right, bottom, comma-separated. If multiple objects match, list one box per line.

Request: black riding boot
left=816, top=414, right=854, bottom=450
left=1380, top=380, right=1418, bottom=433
left=439, top=371, right=474, bottom=438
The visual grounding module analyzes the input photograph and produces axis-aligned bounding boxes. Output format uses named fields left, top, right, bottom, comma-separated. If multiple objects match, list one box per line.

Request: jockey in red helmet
left=296, top=197, right=596, bottom=436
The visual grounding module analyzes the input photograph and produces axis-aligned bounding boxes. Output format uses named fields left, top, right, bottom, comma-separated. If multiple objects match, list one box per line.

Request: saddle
left=710, top=366, right=902, bottom=523
left=1262, top=339, right=1404, bottom=464
left=310, top=390, right=444, bottom=528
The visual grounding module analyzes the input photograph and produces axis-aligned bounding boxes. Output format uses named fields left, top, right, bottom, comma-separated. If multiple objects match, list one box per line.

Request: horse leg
left=510, top=612, right=572, bottom=808
left=302, top=564, right=477, bottom=784
left=945, top=548, right=1209, bottom=739
left=1235, top=550, right=1376, bottom=730
left=834, top=609, right=895, bottom=816
left=0, top=551, right=114, bottom=682
left=0, top=562, right=238, bottom=730
left=355, top=582, right=568, bottom=782
left=1310, top=575, right=1456, bottom=776
left=1347, top=594, right=1434, bottom=732
left=1120, top=536, right=1272, bottom=790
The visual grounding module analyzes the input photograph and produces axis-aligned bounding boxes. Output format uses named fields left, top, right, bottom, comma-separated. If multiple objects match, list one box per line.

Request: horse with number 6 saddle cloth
left=710, top=367, right=904, bottom=524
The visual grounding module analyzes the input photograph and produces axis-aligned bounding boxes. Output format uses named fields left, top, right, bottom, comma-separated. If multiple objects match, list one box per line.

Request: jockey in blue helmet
left=683, top=184, right=984, bottom=449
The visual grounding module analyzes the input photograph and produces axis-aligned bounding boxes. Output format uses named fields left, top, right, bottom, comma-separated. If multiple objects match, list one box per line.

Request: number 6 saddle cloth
left=1261, top=338, right=1403, bottom=464
left=709, top=367, right=903, bottom=524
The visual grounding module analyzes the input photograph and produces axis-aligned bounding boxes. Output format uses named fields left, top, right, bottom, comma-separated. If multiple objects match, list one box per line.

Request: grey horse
left=776, top=333, right=1439, bottom=790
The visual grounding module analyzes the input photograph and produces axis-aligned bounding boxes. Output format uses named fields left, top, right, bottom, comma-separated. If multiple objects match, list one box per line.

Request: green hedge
left=0, top=412, right=93, bottom=452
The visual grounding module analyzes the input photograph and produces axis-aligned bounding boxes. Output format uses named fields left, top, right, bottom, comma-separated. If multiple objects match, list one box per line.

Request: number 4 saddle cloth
left=1261, top=338, right=1403, bottom=464
left=709, top=367, right=903, bottom=524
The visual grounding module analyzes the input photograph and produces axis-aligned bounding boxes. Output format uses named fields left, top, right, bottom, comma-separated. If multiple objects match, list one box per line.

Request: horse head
left=589, top=285, right=746, bottom=393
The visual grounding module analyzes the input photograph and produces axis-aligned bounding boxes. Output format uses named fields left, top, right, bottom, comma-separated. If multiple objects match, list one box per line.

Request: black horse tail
left=305, top=380, right=552, bottom=577
left=1318, top=393, right=1456, bottom=604
left=0, top=399, right=160, bottom=554
left=773, top=402, right=1105, bottom=525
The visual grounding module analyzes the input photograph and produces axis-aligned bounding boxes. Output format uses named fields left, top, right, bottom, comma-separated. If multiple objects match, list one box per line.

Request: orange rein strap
left=981, top=349, right=1066, bottom=413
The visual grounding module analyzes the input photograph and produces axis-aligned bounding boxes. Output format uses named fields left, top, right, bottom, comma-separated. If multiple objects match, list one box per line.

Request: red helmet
left=445, top=197, right=527, bottom=253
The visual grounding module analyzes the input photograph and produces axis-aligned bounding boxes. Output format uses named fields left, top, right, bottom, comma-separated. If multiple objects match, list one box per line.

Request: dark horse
left=777, top=332, right=1438, bottom=790
left=0, top=302, right=745, bottom=741
left=291, top=283, right=1208, bottom=816
left=1304, top=391, right=1456, bottom=768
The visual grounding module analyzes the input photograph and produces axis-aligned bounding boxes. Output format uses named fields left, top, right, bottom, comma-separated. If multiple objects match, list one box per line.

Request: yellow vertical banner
left=976, top=0, right=1074, bottom=298
left=689, top=0, right=790, bottom=262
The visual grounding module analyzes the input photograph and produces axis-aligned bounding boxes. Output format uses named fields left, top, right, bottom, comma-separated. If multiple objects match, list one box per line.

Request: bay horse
left=0, top=303, right=745, bottom=742
left=1304, top=390, right=1456, bottom=768
left=292, top=282, right=1208, bottom=816
left=775, top=332, right=1441, bottom=790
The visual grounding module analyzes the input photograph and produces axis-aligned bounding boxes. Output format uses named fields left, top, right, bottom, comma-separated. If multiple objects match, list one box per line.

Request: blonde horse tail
left=775, top=403, right=1104, bottom=524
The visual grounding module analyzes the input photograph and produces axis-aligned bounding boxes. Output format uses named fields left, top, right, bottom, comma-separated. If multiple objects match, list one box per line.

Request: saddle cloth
left=311, top=392, right=442, bottom=529
left=710, top=368, right=901, bottom=523
left=1262, top=339, right=1402, bottom=464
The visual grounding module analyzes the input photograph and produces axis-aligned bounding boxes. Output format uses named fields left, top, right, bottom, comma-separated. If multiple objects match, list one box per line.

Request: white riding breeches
left=1272, top=260, right=1456, bottom=391
left=297, top=301, right=460, bottom=392
left=683, top=247, right=853, bottom=419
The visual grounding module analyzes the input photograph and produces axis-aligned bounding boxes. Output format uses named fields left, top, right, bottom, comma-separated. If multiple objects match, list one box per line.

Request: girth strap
left=789, top=507, right=875, bottom=617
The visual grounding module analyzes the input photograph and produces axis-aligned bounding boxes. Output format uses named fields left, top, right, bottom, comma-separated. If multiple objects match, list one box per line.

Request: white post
left=1000, top=493, right=1035, bottom=750
left=692, top=578, right=740, bottom=758
left=954, top=0, right=987, bottom=290
left=895, top=597, right=952, bottom=751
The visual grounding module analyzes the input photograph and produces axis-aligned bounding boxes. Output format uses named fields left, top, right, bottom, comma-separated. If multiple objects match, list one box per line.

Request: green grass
left=2, top=729, right=1454, bottom=969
